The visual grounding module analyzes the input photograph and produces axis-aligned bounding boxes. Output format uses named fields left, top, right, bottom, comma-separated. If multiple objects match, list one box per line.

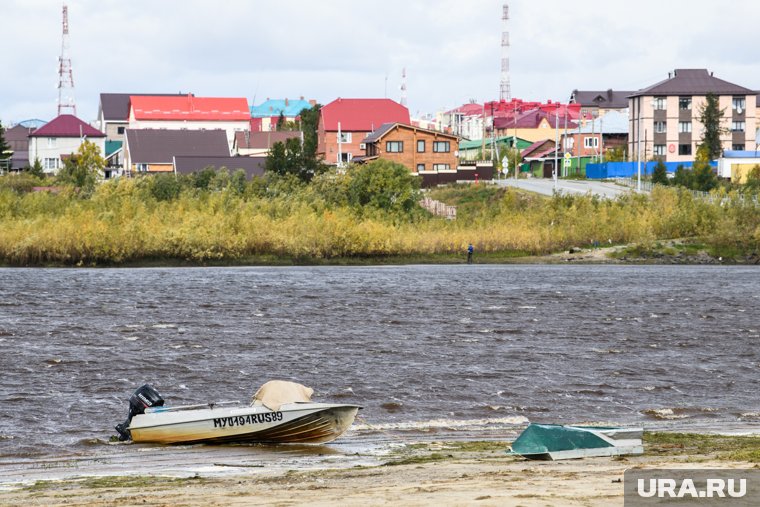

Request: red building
left=318, top=98, right=410, bottom=165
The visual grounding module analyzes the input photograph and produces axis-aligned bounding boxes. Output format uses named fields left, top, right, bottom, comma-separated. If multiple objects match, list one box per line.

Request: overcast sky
left=2, top=0, right=758, bottom=125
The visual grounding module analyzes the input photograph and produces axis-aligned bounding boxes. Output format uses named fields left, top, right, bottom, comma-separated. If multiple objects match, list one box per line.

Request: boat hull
left=508, top=423, right=644, bottom=461
left=129, top=403, right=360, bottom=445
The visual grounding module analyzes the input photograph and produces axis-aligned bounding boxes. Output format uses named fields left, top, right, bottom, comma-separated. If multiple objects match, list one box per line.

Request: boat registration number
left=213, top=411, right=283, bottom=428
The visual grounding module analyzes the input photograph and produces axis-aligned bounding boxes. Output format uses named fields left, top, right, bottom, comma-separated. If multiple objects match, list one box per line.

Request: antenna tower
left=499, top=3, right=511, bottom=102
left=57, top=3, right=76, bottom=116
left=400, top=67, right=407, bottom=107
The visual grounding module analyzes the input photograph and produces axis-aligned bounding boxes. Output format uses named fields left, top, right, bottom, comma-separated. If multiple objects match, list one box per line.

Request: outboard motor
left=115, top=384, right=164, bottom=441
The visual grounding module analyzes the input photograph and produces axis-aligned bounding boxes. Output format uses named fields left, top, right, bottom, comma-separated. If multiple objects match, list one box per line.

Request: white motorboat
left=115, top=381, right=361, bottom=445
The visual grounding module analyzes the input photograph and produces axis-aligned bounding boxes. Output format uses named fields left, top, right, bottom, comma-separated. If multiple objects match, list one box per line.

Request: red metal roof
left=320, top=98, right=410, bottom=131
left=30, top=115, right=105, bottom=138
left=130, top=95, right=250, bottom=121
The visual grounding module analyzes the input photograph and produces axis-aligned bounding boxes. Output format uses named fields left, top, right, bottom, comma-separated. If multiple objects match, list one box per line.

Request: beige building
left=629, top=69, right=757, bottom=163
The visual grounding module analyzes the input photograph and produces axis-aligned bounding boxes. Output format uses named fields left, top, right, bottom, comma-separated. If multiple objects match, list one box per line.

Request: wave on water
left=352, top=416, right=529, bottom=432
left=641, top=407, right=721, bottom=420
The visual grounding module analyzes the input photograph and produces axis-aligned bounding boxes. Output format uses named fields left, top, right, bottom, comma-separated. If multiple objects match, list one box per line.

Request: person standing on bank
left=467, top=243, right=474, bottom=264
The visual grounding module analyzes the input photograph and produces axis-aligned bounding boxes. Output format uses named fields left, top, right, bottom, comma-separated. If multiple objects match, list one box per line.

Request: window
left=433, top=164, right=451, bottom=171
left=117, top=126, right=126, bottom=134
left=416, top=140, right=425, bottom=152
left=338, top=132, right=352, bottom=143
left=653, top=144, right=666, bottom=156
left=678, top=144, right=692, bottom=156
left=47, top=138, right=56, bottom=148
left=654, top=121, right=666, bottom=134
left=732, top=121, right=745, bottom=132
left=583, top=137, right=599, bottom=148
left=653, top=97, right=667, bottom=110
left=732, top=144, right=745, bottom=151
left=385, top=141, right=403, bottom=153
left=416, top=163, right=425, bottom=172
left=564, top=137, right=574, bottom=150
left=136, top=163, right=149, bottom=172
left=733, top=97, right=746, bottom=111
left=678, top=121, right=692, bottom=133
left=679, top=97, right=692, bottom=110
left=43, top=158, right=59, bottom=170
left=432, top=141, right=450, bottom=153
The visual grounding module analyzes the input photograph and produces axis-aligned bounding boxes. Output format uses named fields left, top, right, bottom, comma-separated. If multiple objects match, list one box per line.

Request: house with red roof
left=128, top=95, right=250, bottom=151
left=28, top=115, right=106, bottom=174
left=318, top=98, right=410, bottom=165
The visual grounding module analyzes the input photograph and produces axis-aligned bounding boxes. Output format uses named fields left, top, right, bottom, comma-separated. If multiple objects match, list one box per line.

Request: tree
left=28, top=158, right=45, bottom=179
left=299, top=104, right=325, bottom=179
left=346, top=159, right=421, bottom=216
left=744, top=165, right=760, bottom=193
left=651, top=159, right=669, bottom=185
left=0, top=120, right=11, bottom=170
left=276, top=112, right=286, bottom=131
left=56, top=140, right=106, bottom=193
left=697, top=93, right=727, bottom=161
left=605, top=146, right=626, bottom=162
left=692, top=146, right=718, bottom=192
left=672, top=164, right=693, bottom=189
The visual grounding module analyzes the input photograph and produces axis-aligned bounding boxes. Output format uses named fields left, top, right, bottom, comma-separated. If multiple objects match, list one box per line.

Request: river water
left=1, top=265, right=758, bottom=483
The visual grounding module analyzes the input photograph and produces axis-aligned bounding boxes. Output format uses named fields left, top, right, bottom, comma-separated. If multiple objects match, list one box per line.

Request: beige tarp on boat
left=251, top=380, right=314, bottom=411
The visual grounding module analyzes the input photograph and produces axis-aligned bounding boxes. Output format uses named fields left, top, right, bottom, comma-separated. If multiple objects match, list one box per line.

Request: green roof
left=105, top=140, right=123, bottom=157
left=459, top=135, right=532, bottom=151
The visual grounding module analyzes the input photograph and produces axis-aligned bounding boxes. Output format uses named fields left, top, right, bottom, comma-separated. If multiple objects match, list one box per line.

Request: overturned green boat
left=508, top=423, right=644, bottom=460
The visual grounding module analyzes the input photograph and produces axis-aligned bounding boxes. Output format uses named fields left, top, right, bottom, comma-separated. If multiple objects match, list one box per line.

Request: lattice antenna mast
left=57, top=3, right=76, bottom=116
left=499, top=4, right=511, bottom=102
left=400, top=67, right=407, bottom=107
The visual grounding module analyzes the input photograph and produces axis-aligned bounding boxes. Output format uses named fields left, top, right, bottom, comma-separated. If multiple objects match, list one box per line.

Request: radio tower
left=400, top=67, right=407, bottom=107
left=499, top=3, right=511, bottom=102
left=57, top=3, right=76, bottom=116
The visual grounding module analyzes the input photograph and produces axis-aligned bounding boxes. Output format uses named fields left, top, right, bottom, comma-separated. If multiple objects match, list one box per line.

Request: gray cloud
left=1, top=0, right=758, bottom=125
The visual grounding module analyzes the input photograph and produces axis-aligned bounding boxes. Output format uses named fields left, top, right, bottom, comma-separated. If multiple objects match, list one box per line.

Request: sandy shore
left=2, top=440, right=754, bottom=507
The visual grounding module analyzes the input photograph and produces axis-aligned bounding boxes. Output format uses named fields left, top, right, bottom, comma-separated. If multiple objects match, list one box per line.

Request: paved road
left=495, top=177, right=645, bottom=199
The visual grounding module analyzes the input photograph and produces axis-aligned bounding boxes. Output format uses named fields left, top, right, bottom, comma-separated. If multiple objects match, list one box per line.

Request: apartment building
left=628, top=69, right=757, bottom=162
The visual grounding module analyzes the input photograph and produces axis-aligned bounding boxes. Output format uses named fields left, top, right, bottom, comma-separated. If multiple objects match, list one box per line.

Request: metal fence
left=616, top=177, right=759, bottom=205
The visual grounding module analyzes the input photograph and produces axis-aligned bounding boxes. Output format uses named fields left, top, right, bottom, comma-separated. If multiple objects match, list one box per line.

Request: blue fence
left=585, top=161, right=714, bottom=179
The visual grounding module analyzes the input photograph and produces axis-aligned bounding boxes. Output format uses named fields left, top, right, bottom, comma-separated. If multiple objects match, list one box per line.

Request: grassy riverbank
left=4, top=432, right=759, bottom=506
left=1, top=171, right=759, bottom=266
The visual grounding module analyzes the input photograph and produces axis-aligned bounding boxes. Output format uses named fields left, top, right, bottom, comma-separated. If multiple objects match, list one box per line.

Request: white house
left=28, top=114, right=106, bottom=174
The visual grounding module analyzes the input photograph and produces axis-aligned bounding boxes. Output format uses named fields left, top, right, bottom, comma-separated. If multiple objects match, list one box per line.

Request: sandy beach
left=3, top=436, right=756, bottom=507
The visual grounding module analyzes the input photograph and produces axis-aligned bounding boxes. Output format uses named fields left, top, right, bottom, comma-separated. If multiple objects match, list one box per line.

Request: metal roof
left=30, top=115, right=105, bottom=138
left=173, top=156, right=266, bottom=179
left=320, top=98, right=410, bottom=132
left=570, top=90, right=633, bottom=109
left=234, top=130, right=301, bottom=149
left=459, top=135, right=533, bottom=150
left=568, top=110, right=629, bottom=135
left=130, top=95, right=250, bottom=121
left=250, top=99, right=313, bottom=118
left=629, top=69, right=755, bottom=98
left=125, top=129, right=229, bottom=164
left=99, top=93, right=190, bottom=121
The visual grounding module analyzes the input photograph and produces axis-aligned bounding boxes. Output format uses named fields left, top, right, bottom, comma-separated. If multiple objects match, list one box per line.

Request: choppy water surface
left=0, top=265, right=758, bottom=483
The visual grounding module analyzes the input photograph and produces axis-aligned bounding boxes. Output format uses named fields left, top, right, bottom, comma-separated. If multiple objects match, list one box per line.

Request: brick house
left=318, top=98, right=410, bottom=166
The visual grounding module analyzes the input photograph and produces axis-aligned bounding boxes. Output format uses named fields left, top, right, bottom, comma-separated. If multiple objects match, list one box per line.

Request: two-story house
left=318, top=98, right=410, bottom=166
left=628, top=69, right=757, bottom=163
left=128, top=95, right=250, bottom=151
left=28, top=115, right=106, bottom=174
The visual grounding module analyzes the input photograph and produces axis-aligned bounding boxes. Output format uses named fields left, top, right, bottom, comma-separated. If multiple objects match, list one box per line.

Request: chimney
left=668, top=72, right=672, bottom=79
left=285, top=98, right=289, bottom=107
